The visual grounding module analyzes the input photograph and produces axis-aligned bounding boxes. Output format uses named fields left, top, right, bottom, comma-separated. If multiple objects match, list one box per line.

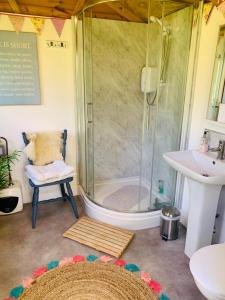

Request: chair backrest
left=22, top=129, right=67, bottom=165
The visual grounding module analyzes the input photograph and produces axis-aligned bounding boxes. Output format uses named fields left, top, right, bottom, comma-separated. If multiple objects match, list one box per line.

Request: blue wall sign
left=0, top=31, right=41, bottom=105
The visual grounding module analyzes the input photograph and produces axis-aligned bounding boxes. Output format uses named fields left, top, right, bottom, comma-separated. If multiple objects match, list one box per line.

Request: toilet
left=189, top=244, right=225, bottom=300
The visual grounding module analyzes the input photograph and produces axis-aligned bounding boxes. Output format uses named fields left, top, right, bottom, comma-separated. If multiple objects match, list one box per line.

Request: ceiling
left=0, top=0, right=197, bottom=22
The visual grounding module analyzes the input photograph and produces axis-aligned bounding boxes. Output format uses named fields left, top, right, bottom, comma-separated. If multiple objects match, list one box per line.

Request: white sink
left=163, top=150, right=225, bottom=185
left=163, top=150, right=224, bottom=257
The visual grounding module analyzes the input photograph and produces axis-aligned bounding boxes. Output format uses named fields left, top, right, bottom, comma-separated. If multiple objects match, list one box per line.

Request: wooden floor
left=63, top=216, right=134, bottom=258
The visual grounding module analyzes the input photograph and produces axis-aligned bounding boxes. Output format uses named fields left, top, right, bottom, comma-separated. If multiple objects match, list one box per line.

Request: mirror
left=207, top=25, right=225, bottom=122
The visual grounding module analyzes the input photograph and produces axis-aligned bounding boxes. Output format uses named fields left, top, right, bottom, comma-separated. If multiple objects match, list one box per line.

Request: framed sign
left=0, top=31, right=41, bottom=105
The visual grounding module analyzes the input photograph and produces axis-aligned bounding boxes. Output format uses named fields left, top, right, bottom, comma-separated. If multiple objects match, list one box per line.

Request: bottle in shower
left=158, top=180, right=164, bottom=194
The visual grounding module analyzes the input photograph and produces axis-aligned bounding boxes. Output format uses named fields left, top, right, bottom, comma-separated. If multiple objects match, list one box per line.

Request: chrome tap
left=209, top=140, right=225, bottom=160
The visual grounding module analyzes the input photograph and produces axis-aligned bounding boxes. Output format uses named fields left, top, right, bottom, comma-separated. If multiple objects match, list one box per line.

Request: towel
left=25, top=160, right=74, bottom=182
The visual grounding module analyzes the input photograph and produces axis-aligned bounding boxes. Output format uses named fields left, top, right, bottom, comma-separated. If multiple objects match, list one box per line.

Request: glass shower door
left=138, top=4, right=163, bottom=212
left=83, top=8, right=94, bottom=199
left=139, top=2, right=194, bottom=211
left=151, top=4, right=194, bottom=209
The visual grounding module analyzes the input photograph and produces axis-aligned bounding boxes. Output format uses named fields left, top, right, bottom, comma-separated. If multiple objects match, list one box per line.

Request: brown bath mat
left=63, top=216, right=134, bottom=258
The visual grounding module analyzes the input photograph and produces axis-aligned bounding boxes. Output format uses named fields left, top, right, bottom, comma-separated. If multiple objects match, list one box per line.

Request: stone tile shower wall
left=90, top=5, right=193, bottom=206
left=92, top=19, right=146, bottom=181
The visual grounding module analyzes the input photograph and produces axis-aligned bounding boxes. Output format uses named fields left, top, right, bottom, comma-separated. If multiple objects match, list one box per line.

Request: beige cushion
left=24, top=131, right=63, bottom=166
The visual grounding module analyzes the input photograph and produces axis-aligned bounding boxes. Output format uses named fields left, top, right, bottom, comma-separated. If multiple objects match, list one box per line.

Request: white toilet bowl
left=190, top=244, right=225, bottom=300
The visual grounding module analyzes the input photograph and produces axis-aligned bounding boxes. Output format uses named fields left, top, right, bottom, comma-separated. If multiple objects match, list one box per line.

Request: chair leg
left=32, top=187, right=39, bottom=229
left=60, top=184, right=66, bottom=201
left=65, top=182, right=79, bottom=219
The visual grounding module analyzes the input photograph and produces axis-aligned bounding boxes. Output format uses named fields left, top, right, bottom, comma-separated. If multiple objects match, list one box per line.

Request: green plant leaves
left=0, top=150, right=20, bottom=190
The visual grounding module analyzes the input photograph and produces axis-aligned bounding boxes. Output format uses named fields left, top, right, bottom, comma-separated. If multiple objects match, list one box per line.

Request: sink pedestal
left=185, top=179, right=221, bottom=258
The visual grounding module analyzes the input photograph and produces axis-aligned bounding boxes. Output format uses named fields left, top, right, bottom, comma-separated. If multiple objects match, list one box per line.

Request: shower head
left=149, top=16, right=170, bottom=35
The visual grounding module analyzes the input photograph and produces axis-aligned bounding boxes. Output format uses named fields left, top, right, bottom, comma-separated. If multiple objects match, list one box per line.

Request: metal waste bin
left=160, top=206, right=180, bottom=241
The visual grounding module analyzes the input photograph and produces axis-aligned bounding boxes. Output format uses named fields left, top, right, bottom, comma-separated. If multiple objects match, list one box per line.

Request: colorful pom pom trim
left=47, top=260, right=59, bottom=270
left=7, top=254, right=170, bottom=300
left=9, top=285, right=24, bottom=299
left=87, top=255, right=98, bottom=262
left=114, top=259, right=126, bottom=266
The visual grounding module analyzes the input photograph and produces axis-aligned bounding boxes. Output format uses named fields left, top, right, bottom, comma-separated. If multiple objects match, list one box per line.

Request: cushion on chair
left=25, top=160, right=74, bottom=184
left=24, top=133, right=36, bottom=161
left=24, top=132, right=63, bottom=165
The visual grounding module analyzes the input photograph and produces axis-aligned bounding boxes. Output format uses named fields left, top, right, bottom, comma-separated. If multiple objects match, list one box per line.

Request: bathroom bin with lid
left=160, top=206, right=180, bottom=241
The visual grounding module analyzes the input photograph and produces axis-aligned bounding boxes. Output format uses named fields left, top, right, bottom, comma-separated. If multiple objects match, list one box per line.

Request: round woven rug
left=18, top=262, right=158, bottom=300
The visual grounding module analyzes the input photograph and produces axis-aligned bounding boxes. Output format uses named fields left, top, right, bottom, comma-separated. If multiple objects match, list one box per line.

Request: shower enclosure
left=76, top=0, right=195, bottom=229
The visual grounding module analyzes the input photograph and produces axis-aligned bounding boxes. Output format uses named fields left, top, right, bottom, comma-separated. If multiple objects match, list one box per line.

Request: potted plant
left=0, top=137, right=20, bottom=190
left=0, top=150, right=20, bottom=190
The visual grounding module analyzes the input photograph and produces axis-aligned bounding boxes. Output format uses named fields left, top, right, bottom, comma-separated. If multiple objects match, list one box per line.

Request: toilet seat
left=190, top=244, right=225, bottom=300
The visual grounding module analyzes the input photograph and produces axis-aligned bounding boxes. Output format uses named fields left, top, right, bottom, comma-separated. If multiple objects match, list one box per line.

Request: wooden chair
left=22, top=129, right=79, bottom=228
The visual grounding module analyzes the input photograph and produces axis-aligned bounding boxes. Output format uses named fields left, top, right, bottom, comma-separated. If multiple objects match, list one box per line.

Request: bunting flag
left=192, top=8, right=198, bottom=27
left=8, top=15, right=25, bottom=33
left=204, top=2, right=214, bottom=24
left=217, top=0, right=225, bottom=17
left=215, top=0, right=224, bottom=6
left=30, top=17, right=45, bottom=35
left=51, top=18, right=66, bottom=37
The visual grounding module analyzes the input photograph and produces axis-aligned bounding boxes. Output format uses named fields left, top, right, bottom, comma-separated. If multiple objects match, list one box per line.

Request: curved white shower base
left=81, top=189, right=161, bottom=230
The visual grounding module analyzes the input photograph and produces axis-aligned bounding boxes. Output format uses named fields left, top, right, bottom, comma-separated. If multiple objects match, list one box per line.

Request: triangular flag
left=216, top=0, right=224, bottom=6
left=192, top=9, right=198, bottom=27
left=8, top=15, right=25, bottom=33
left=51, top=18, right=66, bottom=37
left=204, top=2, right=214, bottom=24
left=217, top=1, right=225, bottom=17
left=30, top=17, right=45, bottom=35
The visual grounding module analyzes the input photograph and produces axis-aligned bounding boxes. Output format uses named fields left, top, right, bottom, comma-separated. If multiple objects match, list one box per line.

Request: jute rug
left=18, top=262, right=157, bottom=300
left=63, top=216, right=134, bottom=258
left=7, top=255, right=169, bottom=300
